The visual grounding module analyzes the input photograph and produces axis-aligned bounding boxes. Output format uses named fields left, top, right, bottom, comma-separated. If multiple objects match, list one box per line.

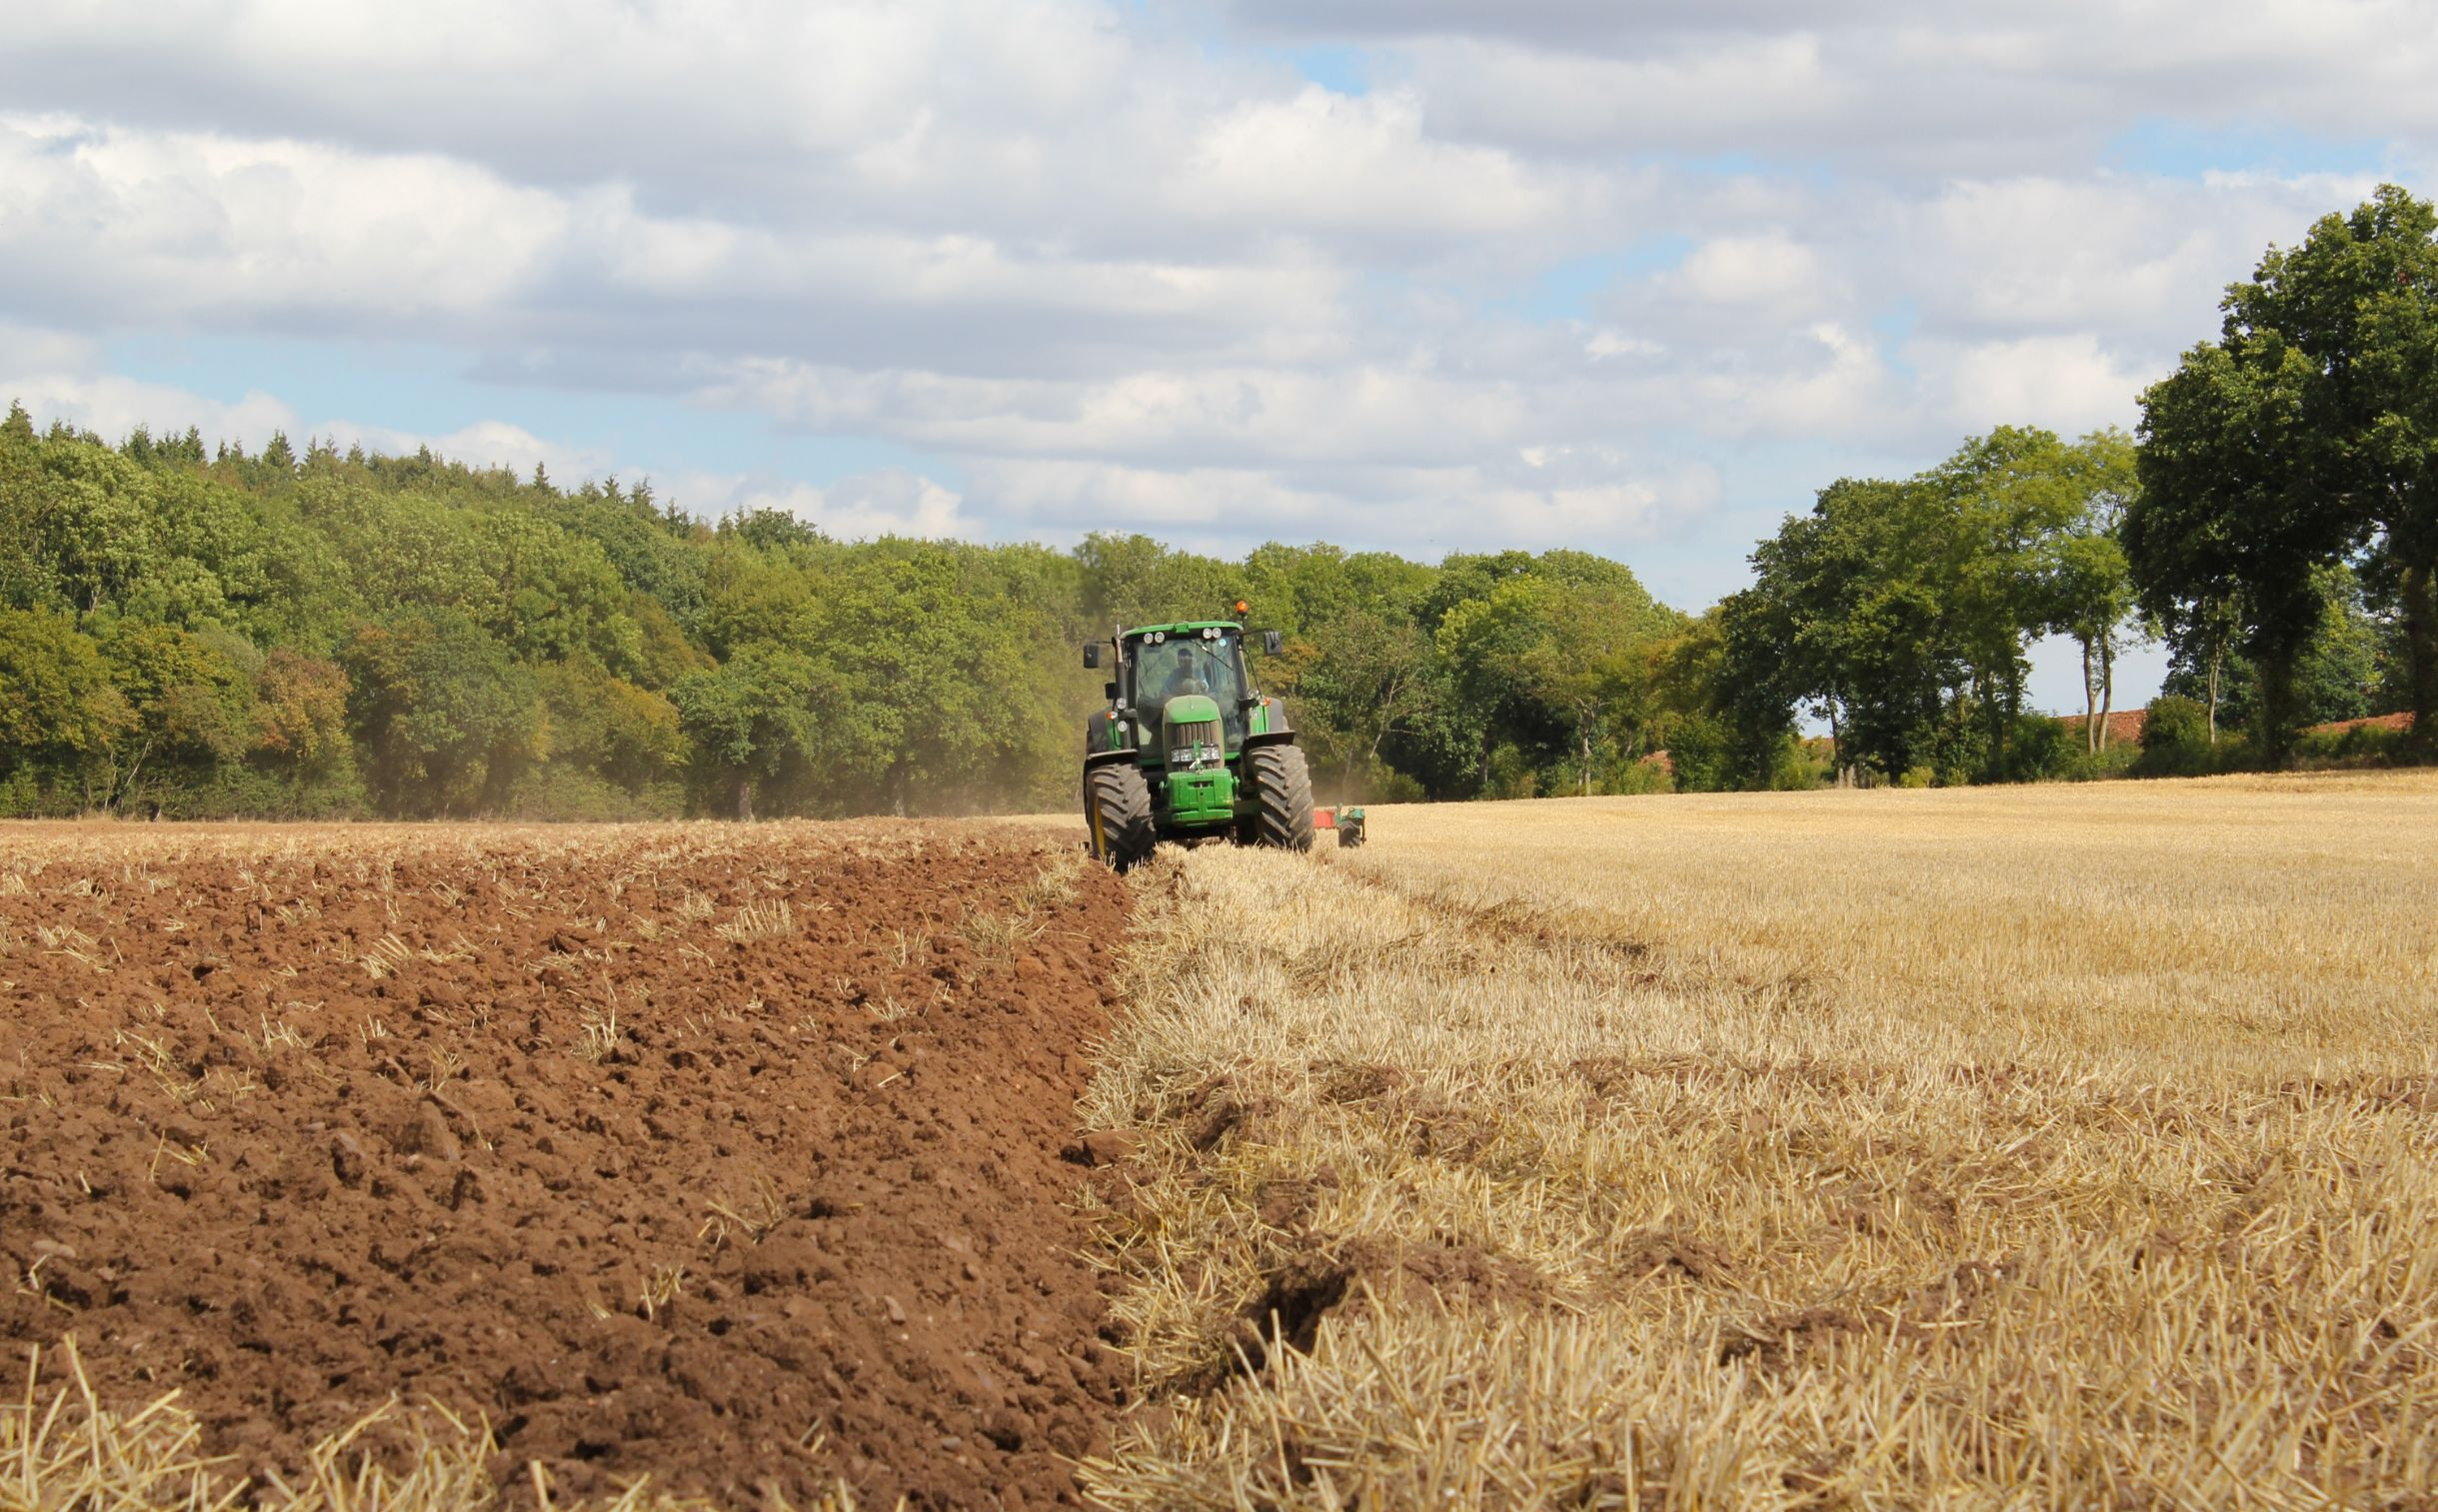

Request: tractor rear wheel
left=1085, top=763, right=1157, bottom=871
left=1244, top=745, right=1315, bottom=852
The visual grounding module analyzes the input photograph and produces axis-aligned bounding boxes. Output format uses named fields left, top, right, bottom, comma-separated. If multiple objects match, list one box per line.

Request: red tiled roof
left=2309, top=712, right=2414, bottom=736
left=2058, top=709, right=2147, bottom=744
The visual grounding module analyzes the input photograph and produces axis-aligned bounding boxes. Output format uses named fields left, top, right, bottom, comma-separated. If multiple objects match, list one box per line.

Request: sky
left=3, top=0, right=2434, bottom=713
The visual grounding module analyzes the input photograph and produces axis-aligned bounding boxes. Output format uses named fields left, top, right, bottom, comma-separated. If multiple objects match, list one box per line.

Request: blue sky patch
left=1503, top=237, right=1694, bottom=323
left=1869, top=299, right=1919, bottom=378
left=1276, top=43, right=1367, bottom=95
left=2105, top=118, right=2393, bottom=180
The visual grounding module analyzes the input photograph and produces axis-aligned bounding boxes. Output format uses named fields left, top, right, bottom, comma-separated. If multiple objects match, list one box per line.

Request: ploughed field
left=0, top=820, right=1129, bottom=1510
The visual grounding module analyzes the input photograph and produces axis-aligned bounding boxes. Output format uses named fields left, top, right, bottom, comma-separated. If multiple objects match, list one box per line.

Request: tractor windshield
left=1129, top=632, right=1248, bottom=741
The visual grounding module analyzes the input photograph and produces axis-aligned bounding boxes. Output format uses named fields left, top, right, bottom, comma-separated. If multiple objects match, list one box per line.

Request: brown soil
left=0, top=819, right=1124, bottom=1509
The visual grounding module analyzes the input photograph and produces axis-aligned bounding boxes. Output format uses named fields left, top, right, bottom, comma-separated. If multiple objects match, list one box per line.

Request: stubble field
left=4, top=773, right=2434, bottom=1509
left=1083, top=772, right=2438, bottom=1508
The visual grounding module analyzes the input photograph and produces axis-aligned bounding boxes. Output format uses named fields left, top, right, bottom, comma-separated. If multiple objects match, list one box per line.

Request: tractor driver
left=1142, top=647, right=1202, bottom=711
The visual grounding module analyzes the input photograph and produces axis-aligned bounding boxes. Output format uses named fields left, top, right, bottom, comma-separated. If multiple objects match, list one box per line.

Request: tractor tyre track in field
left=0, top=820, right=1127, bottom=1510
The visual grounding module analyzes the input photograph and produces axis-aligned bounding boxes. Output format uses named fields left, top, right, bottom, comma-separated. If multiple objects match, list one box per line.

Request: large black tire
left=1085, top=762, right=1158, bottom=871
left=1244, top=744, right=1315, bottom=852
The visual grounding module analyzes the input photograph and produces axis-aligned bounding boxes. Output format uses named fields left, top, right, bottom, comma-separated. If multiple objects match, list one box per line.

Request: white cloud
left=965, top=450, right=1712, bottom=554
left=0, top=322, right=99, bottom=376
left=677, top=467, right=980, bottom=542
left=1917, top=334, right=2150, bottom=437
left=0, top=116, right=570, bottom=327
left=0, top=112, right=1360, bottom=368
left=1687, top=323, right=1905, bottom=443
left=1678, top=232, right=1823, bottom=305
left=1175, top=87, right=1586, bottom=241
left=0, top=1, right=1144, bottom=201
left=1889, top=173, right=2387, bottom=342
left=1583, top=329, right=1663, bottom=361
left=1246, top=1, right=2438, bottom=171
left=0, top=326, right=297, bottom=446
left=795, top=469, right=977, bottom=541
left=331, top=419, right=614, bottom=483
left=1400, top=32, right=1848, bottom=154
left=3, top=372, right=298, bottom=451
left=700, top=357, right=1542, bottom=468
left=0, top=0, right=2431, bottom=588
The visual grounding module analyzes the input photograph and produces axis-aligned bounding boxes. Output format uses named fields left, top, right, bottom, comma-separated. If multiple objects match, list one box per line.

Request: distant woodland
left=1, top=187, right=2428, bottom=819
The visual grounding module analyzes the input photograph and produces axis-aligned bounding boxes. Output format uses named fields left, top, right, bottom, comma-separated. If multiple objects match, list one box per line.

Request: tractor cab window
left=1128, top=632, right=1247, bottom=741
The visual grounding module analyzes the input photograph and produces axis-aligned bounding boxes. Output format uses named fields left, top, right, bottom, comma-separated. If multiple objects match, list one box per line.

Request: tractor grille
left=1168, top=718, right=1222, bottom=766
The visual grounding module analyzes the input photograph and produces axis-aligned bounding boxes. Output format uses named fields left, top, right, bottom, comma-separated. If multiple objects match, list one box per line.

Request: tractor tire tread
left=1086, top=763, right=1158, bottom=871
left=1245, top=745, right=1315, bottom=852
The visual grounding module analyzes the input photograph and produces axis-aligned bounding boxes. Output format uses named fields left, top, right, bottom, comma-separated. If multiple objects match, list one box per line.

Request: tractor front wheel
left=1244, top=745, right=1315, bottom=852
left=1085, top=763, right=1158, bottom=871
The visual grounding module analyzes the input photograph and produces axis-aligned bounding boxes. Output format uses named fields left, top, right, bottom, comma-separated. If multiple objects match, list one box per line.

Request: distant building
left=2057, top=709, right=2147, bottom=747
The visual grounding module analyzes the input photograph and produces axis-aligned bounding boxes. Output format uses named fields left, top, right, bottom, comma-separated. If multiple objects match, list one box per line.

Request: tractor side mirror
left=1105, top=681, right=1120, bottom=701
left=1263, top=630, right=1282, bottom=656
left=1083, top=643, right=1102, bottom=669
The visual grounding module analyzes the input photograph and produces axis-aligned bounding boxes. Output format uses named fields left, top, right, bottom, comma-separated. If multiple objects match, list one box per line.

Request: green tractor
left=1081, top=611, right=1314, bottom=869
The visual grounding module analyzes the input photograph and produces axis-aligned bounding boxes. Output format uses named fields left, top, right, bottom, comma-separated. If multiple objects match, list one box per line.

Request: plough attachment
left=1314, top=805, right=1367, bottom=847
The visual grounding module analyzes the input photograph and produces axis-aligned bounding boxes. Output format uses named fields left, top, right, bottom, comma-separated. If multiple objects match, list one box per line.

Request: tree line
left=2127, top=184, right=2435, bottom=768
left=1, top=186, right=2425, bottom=818
left=1718, top=184, right=2429, bottom=784
left=1719, top=427, right=2408, bottom=786
left=0, top=414, right=1735, bottom=818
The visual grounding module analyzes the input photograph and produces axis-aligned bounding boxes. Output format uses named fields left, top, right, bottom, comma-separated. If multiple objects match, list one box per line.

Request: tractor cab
left=1123, top=623, right=1253, bottom=742
left=1083, top=618, right=1283, bottom=751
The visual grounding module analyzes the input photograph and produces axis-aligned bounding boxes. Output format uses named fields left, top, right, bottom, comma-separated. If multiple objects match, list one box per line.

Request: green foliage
left=2130, top=338, right=2346, bottom=763
left=2143, top=696, right=2210, bottom=754
left=539, top=660, right=687, bottom=795
left=1727, top=428, right=2137, bottom=787
left=255, top=650, right=355, bottom=785
left=2131, top=184, right=2438, bottom=762
left=1756, top=735, right=1832, bottom=791
left=0, top=608, right=131, bottom=801
left=343, top=612, right=546, bottom=816
left=1079, top=533, right=1241, bottom=631
left=791, top=547, right=1069, bottom=815
left=1424, top=556, right=1687, bottom=798
left=2160, top=565, right=2389, bottom=737
left=2294, top=719, right=2409, bottom=766
left=2293, top=567, right=2384, bottom=725
left=669, top=645, right=819, bottom=819
left=99, top=621, right=255, bottom=808
left=2046, top=429, right=2142, bottom=752
left=2134, top=696, right=2251, bottom=777
left=1998, top=712, right=2076, bottom=782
